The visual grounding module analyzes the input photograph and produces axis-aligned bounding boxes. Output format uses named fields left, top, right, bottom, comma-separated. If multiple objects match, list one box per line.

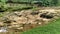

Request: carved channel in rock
left=4, top=20, right=11, bottom=23
left=40, top=13, right=54, bottom=19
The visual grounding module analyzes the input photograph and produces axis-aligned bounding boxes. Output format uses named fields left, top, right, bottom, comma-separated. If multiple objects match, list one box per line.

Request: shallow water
left=0, top=27, right=8, bottom=32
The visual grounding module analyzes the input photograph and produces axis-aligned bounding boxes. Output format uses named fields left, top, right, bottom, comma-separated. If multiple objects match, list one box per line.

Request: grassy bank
left=22, top=18, right=60, bottom=34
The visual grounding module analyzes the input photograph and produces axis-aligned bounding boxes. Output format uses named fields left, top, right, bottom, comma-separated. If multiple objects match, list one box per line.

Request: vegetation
left=0, top=0, right=60, bottom=6
left=0, top=0, right=59, bottom=18
left=0, top=0, right=59, bottom=13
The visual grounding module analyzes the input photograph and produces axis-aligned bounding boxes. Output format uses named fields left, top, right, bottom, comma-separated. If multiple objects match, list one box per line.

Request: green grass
left=3, top=4, right=33, bottom=11
left=22, top=18, right=60, bottom=34
left=0, top=3, right=34, bottom=17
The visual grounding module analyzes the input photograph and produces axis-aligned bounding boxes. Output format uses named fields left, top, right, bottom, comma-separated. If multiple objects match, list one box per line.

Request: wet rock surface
left=0, top=9, right=60, bottom=32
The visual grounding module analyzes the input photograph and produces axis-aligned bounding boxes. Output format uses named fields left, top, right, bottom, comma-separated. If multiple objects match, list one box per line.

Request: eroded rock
left=0, top=9, right=60, bottom=32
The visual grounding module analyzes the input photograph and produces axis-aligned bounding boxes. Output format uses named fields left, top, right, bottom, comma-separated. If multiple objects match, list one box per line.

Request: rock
left=0, top=22, right=4, bottom=26
left=17, top=27, right=23, bottom=30
left=0, top=9, right=60, bottom=31
left=38, top=22, right=42, bottom=24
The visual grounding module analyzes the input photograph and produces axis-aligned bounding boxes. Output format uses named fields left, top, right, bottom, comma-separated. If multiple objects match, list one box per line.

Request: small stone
left=17, top=27, right=23, bottom=30
left=38, top=23, right=41, bottom=24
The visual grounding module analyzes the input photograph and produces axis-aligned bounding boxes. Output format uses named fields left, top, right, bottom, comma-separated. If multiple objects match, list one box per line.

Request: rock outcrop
left=0, top=9, right=60, bottom=32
